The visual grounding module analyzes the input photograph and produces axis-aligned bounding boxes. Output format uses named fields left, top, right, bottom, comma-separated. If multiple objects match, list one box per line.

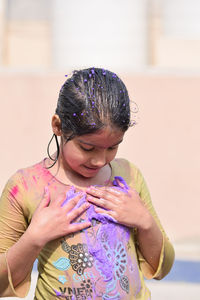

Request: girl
left=0, top=68, right=174, bottom=299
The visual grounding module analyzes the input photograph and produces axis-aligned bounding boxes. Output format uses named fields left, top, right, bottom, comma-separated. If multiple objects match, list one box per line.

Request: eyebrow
left=78, top=139, right=123, bottom=148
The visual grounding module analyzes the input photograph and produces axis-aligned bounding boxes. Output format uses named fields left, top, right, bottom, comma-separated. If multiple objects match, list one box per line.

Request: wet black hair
left=47, top=67, right=133, bottom=167
left=57, top=67, right=131, bottom=138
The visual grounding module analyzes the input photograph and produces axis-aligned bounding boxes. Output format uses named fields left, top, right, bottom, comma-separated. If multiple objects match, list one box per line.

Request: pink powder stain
left=35, top=163, right=50, bottom=178
left=40, top=165, right=52, bottom=177
left=11, top=185, right=18, bottom=196
left=32, top=175, right=37, bottom=184
left=22, top=177, right=28, bottom=191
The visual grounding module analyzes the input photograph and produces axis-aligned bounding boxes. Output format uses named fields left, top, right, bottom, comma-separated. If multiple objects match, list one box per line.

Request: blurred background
left=0, top=0, right=200, bottom=299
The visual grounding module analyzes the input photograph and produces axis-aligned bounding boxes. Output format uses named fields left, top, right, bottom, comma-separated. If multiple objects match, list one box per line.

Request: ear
left=51, top=114, right=62, bottom=136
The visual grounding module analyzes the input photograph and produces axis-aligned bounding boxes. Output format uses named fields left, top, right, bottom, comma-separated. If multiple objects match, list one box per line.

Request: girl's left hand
left=86, top=185, right=152, bottom=229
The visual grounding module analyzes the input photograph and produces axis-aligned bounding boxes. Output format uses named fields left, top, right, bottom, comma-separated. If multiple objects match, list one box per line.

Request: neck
left=46, top=155, right=112, bottom=188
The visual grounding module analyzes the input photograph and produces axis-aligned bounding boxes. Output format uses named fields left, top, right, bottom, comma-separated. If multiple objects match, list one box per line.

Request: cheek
left=107, top=149, right=118, bottom=162
left=63, top=147, right=87, bottom=166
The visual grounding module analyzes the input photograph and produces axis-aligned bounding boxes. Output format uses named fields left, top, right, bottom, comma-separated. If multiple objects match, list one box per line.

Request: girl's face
left=60, top=126, right=125, bottom=178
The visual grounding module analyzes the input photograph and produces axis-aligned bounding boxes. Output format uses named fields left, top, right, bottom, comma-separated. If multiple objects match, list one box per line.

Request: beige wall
left=0, top=72, right=199, bottom=244
left=155, top=38, right=200, bottom=68
left=5, top=21, right=51, bottom=68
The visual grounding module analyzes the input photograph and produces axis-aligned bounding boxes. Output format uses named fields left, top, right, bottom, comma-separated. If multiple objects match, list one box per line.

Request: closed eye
left=108, top=146, right=118, bottom=150
left=80, top=146, right=94, bottom=152
left=80, top=145, right=118, bottom=152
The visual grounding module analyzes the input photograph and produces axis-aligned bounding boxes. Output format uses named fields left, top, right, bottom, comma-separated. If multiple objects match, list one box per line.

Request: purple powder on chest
left=61, top=177, right=131, bottom=283
left=84, top=177, right=131, bottom=282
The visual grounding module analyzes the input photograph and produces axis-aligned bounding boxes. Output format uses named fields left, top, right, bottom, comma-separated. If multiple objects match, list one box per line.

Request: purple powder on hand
left=61, top=186, right=81, bottom=207
left=86, top=205, right=117, bottom=224
left=112, top=176, right=129, bottom=191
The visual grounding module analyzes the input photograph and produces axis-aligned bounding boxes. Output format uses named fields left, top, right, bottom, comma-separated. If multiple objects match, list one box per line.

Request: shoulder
left=110, top=158, right=140, bottom=188
left=2, top=159, right=49, bottom=195
left=17, top=159, right=48, bottom=177
left=111, top=158, right=151, bottom=197
left=0, top=159, right=50, bottom=215
left=16, top=158, right=53, bottom=183
left=111, top=158, right=138, bottom=170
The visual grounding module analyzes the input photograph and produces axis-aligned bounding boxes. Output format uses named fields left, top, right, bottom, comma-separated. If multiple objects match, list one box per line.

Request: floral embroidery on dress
left=119, top=275, right=129, bottom=294
left=53, top=257, right=71, bottom=271
left=61, top=240, right=94, bottom=275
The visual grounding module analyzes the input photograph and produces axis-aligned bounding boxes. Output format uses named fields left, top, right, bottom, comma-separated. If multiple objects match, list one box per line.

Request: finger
left=63, top=192, right=85, bottom=213
left=94, top=207, right=118, bottom=222
left=68, top=221, right=91, bottom=234
left=113, top=176, right=130, bottom=190
left=68, top=201, right=91, bottom=221
left=51, top=191, right=82, bottom=208
left=50, top=189, right=81, bottom=208
left=61, top=190, right=82, bottom=207
left=90, top=186, right=122, bottom=196
left=104, top=187, right=123, bottom=197
left=49, top=192, right=67, bottom=208
left=38, top=186, right=50, bottom=209
left=87, top=195, right=116, bottom=210
left=94, top=206, right=108, bottom=214
left=86, top=187, right=116, bottom=203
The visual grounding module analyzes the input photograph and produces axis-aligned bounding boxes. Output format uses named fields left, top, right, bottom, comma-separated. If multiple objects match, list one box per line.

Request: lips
left=84, top=165, right=100, bottom=171
left=84, top=166, right=101, bottom=173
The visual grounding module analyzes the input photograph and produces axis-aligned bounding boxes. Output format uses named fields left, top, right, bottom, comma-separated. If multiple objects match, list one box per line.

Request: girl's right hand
left=27, top=187, right=91, bottom=247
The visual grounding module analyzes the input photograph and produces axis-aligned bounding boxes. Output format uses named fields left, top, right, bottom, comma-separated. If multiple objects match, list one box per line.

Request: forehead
left=76, top=127, right=124, bottom=148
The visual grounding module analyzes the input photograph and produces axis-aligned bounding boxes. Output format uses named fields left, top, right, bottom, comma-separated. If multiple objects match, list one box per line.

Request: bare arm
left=136, top=210, right=163, bottom=271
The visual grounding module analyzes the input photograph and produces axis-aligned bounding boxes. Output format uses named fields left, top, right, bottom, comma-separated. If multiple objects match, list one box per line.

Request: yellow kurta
left=0, top=158, right=175, bottom=299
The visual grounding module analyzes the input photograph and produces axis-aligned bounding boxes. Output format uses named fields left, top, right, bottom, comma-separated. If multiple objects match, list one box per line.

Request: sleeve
left=0, top=172, right=32, bottom=298
left=131, top=163, right=175, bottom=280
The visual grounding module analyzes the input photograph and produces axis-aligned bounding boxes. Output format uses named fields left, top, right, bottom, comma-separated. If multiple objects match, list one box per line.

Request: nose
left=90, top=150, right=107, bottom=168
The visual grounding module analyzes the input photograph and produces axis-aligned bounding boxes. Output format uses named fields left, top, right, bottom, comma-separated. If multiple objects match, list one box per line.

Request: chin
left=72, top=165, right=101, bottom=178
left=79, top=172, right=97, bottom=179
left=78, top=170, right=100, bottom=179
